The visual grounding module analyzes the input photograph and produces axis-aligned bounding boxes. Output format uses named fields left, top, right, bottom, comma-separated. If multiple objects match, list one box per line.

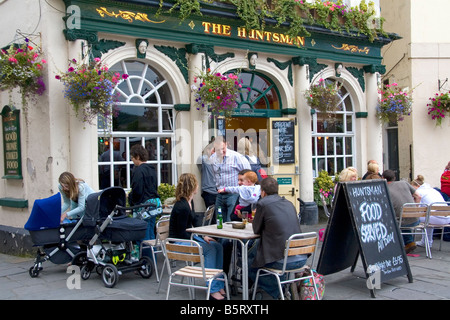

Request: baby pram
left=75, top=187, right=155, bottom=288
left=25, top=192, right=91, bottom=278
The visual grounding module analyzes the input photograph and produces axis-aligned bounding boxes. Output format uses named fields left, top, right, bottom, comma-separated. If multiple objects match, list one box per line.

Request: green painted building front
left=0, top=0, right=395, bottom=240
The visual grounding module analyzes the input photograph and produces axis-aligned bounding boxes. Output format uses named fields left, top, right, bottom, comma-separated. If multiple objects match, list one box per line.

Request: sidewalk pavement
left=0, top=223, right=449, bottom=301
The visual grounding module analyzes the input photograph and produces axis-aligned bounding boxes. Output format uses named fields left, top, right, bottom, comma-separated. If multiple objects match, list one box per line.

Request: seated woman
left=58, top=171, right=95, bottom=223
left=168, top=173, right=226, bottom=300
left=411, top=174, right=450, bottom=248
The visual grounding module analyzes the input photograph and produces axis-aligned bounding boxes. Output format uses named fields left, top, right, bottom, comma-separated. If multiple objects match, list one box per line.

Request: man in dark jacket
left=248, top=177, right=307, bottom=299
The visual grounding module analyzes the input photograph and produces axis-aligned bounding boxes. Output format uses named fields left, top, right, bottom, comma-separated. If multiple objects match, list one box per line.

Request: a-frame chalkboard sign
left=317, top=179, right=413, bottom=298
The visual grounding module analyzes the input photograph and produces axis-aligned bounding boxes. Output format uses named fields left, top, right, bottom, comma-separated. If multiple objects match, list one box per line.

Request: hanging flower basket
left=305, top=78, right=341, bottom=116
left=0, top=39, right=46, bottom=106
left=377, top=83, right=413, bottom=123
left=191, top=68, right=242, bottom=119
left=427, top=91, right=450, bottom=126
left=55, top=57, right=128, bottom=125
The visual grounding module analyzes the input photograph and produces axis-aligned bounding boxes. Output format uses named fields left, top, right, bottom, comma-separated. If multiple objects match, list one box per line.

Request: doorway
left=221, top=116, right=300, bottom=211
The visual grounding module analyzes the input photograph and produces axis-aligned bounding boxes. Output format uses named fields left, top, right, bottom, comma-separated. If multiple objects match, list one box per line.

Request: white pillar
left=187, top=50, right=208, bottom=210
left=295, top=62, right=315, bottom=202
left=67, top=40, right=98, bottom=189
left=365, top=71, right=383, bottom=170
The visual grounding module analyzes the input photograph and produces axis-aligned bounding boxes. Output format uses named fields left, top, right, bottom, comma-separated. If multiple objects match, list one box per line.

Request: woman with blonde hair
left=411, top=175, right=449, bottom=248
left=339, top=167, right=358, bottom=182
left=168, top=173, right=226, bottom=300
left=58, top=171, right=95, bottom=223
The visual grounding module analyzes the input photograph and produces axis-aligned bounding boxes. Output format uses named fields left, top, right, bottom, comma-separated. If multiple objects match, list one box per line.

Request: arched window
left=98, top=60, right=175, bottom=190
left=235, top=71, right=282, bottom=115
left=311, top=79, right=355, bottom=177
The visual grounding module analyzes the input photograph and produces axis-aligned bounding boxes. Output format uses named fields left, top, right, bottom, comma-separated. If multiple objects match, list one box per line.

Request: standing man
left=248, top=177, right=307, bottom=299
left=382, top=170, right=421, bottom=254
left=211, top=135, right=251, bottom=222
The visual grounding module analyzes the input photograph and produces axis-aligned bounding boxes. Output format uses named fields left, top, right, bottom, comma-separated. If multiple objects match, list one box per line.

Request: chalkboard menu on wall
left=271, top=119, right=295, bottom=164
left=317, top=180, right=413, bottom=297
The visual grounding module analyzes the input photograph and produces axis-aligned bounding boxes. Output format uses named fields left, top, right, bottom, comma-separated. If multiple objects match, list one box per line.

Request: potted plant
left=55, top=57, right=128, bottom=125
left=0, top=39, right=46, bottom=108
left=427, top=91, right=450, bottom=126
left=305, top=78, right=341, bottom=116
left=191, top=68, right=242, bottom=119
left=376, top=83, right=413, bottom=123
left=314, top=170, right=335, bottom=207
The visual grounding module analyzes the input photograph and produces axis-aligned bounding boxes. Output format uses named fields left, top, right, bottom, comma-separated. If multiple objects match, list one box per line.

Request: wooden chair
left=399, top=203, right=431, bottom=258
left=201, top=205, right=215, bottom=226
left=140, top=215, right=170, bottom=283
left=252, top=232, right=319, bottom=300
left=428, top=202, right=450, bottom=251
left=162, top=238, right=230, bottom=300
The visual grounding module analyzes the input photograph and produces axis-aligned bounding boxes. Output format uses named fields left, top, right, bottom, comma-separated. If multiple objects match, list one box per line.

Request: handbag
left=288, top=268, right=325, bottom=300
left=133, top=198, right=162, bottom=220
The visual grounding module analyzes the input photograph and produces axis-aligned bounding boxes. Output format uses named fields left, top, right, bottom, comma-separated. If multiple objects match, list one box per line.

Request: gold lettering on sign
left=332, top=44, right=370, bottom=55
left=96, top=7, right=165, bottom=24
left=202, top=22, right=305, bottom=47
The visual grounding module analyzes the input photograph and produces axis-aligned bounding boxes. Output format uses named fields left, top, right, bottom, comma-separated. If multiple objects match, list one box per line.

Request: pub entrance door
left=220, top=116, right=300, bottom=211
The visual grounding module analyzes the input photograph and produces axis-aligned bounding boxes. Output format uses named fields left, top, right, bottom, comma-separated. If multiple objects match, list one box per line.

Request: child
left=218, top=171, right=261, bottom=217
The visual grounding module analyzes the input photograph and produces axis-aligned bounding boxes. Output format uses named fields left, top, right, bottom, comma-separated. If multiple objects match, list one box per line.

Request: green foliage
left=305, top=78, right=341, bottom=114
left=158, top=0, right=388, bottom=43
left=192, top=68, right=242, bottom=119
left=158, top=183, right=176, bottom=204
left=55, top=57, right=128, bottom=125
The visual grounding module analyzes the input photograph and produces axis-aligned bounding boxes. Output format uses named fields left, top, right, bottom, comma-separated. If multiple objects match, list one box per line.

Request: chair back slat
left=288, top=245, right=316, bottom=256
left=400, top=203, right=428, bottom=225
left=429, top=203, right=450, bottom=217
left=283, top=232, right=318, bottom=264
left=165, top=243, right=200, bottom=254
left=166, top=251, right=201, bottom=263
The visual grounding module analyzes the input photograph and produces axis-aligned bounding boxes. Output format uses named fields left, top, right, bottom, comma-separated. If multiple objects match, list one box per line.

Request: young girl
left=218, top=171, right=261, bottom=217
left=58, top=172, right=95, bottom=223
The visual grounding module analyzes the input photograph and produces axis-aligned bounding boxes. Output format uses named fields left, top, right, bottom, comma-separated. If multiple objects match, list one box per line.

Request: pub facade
left=0, top=0, right=395, bottom=231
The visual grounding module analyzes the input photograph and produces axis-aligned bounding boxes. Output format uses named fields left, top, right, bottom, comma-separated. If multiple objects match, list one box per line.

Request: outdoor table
left=186, top=222, right=260, bottom=300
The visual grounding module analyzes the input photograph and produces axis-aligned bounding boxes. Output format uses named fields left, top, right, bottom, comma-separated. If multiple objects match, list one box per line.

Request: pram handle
left=115, top=203, right=158, bottom=211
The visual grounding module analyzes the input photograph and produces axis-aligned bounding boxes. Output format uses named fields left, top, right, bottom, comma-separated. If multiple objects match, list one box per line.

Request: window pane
left=114, top=106, right=159, bottom=132
left=346, top=115, right=353, bottom=132
left=326, top=137, right=335, bottom=156
left=145, top=138, right=158, bottom=161
left=160, top=137, right=171, bottom=160
left=345, top=137, right=353, bottom=154
left=336, top=157, right=344, bottom=173
left=317, top=137, right=325, bottom=156
left=160, top=163, right=173, bottom=184
left=336, top=137, right=343, bottom=155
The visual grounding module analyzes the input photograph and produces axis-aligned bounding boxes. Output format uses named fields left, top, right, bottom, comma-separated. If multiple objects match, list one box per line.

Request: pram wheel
left=102, top=263, right=119, bottom=288
left=138, top=256, right=153, bottom=279
left=29, top=265, right=41, bottom=278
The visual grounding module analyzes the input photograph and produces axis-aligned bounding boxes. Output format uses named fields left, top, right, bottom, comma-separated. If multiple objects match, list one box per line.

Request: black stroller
left=73, top=187, right=155, bottom=288
left=25, top=192, right=91, bottom=278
